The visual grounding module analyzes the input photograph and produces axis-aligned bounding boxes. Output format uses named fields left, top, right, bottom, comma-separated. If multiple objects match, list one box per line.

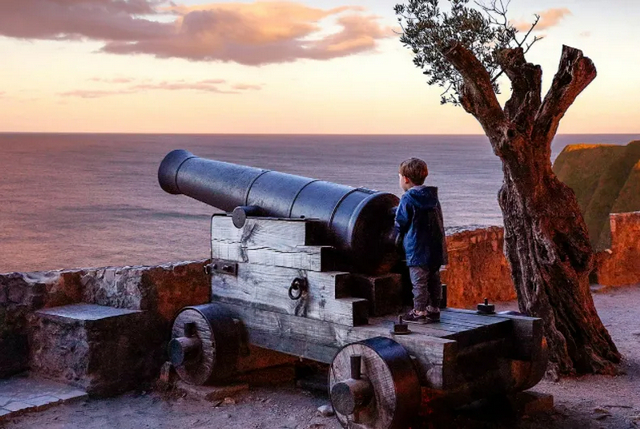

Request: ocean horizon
left=1, top=132, right=638, bottom=273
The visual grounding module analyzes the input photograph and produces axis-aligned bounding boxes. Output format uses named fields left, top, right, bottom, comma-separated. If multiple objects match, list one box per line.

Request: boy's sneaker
left=403, top=309, right=428, bottom=324
left=425, top=306, right=441, bottom=323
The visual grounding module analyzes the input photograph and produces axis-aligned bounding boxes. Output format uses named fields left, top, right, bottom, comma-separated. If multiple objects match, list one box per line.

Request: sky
left=0, top=0, right=639, bottom=134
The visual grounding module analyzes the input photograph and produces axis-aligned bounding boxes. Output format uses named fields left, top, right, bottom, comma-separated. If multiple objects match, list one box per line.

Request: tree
left=395, top=0, right=620, bottom=375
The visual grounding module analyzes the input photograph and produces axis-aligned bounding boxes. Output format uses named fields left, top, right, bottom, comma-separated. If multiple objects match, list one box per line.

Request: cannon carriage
left=160, top=150, right=548, bottom=429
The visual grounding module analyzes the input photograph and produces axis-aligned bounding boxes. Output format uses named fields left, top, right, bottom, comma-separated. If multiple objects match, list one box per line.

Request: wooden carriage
left=169, top=215, right=547, bottom=429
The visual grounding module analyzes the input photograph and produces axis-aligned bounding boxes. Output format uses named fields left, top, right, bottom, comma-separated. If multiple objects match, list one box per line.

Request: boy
left=395, top=158, right=448, bottom=323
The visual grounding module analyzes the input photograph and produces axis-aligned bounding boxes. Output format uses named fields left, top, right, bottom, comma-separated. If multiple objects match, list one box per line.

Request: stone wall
left=0, top=261, right=210, bottom=379
left=5, top=221, right=636, bottom=383
left=597, top=211, right=640, bottom=287
left=0, top=229, right=520, bottom=380
left=442, top=227, right=515, bottom=309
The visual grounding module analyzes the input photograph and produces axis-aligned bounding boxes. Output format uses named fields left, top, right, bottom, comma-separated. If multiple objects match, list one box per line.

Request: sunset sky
left=1, top=0, right=638, bottom=134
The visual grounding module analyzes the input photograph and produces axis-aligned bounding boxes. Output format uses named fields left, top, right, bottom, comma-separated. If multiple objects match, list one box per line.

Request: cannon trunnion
left=159, top=151, right=548, bottom=429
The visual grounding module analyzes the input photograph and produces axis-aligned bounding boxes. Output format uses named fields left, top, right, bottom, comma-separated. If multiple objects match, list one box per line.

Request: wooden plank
left=441, top=309, right=510, bottom=326
left=444, top=308, right=543, bottom=360
left=443, top=321, right=511, bottom=349
left=444, top=307, right=511, bottom=320
left=211, top=263, right=366, bottom=327
left=350, top=273, right=403, bottom=316
left=211, top=215, right=324, bottom=247
left=215, top=301, right=457, bottom=389
left=211, top=241, right=334, bottom=271
left=496, top=313, right=543, bottom=361
left=396, top=322, right=467, bottom=338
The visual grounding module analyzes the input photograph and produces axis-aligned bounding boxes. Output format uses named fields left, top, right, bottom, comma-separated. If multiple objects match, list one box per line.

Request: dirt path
left=3, top=285, right=639, bottom=429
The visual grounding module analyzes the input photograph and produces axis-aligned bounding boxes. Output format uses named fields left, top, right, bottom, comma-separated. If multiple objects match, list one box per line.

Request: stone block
left=442, top=226, right=515, bottom=309
left=175, top=380, right=248, bottom=402
left=0, top=376, right=89, bottom=421
left=30, top=303, right=164, bottom=397
left=597, top=211, right=640, bottom=286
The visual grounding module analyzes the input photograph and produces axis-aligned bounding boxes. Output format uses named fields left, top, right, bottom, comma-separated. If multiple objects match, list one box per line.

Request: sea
left=0, top=133, right=637, bottom=273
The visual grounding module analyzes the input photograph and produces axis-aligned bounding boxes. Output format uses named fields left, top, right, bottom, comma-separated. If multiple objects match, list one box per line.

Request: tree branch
left=497, top=47, right=542, bottom=134
left=443, top=42, right=507, bottom=145
left=533, top=46, right=597, bottom=146
left=516, top=14, right=540, bottom=48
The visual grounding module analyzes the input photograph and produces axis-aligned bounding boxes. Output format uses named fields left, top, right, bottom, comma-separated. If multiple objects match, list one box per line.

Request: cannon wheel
left=170, top=303, right=241, bottom=385
left=329, top=337, right=421, bottom=429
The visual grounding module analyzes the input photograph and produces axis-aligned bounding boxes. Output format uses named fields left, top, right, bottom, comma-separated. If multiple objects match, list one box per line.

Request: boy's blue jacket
left=394, top=185, right=448, bottom=267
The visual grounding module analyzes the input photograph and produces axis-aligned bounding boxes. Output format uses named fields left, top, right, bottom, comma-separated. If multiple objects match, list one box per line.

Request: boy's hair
left=399, top=158, right=429, bottom=185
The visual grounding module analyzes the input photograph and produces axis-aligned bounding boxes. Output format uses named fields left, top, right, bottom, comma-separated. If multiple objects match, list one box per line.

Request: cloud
left=130, top=81, right=239, bottom=93
left=513, top=8, right=572, bottom=32
left=60, top=89, right=138, bottom=98
left=60, top=78, right=261, bottom=97
left=90, top=77, right=136, bottom=83
left=232, top=84, right=262, bottom=90
left=0, top=0, right=170, bottom=41
left=0, top=1, right=391, bottom=65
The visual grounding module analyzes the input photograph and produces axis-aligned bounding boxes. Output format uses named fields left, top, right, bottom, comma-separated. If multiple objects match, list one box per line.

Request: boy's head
left=399, top=158, right=429, bottom=191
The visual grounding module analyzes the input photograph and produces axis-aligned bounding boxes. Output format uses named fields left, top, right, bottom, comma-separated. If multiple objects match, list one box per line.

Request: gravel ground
left=2, top=285, right=639, bottom=429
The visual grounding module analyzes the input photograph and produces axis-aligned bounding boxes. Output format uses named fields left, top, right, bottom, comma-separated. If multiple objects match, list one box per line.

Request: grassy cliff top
left=553, top=141, right=640, bottom=250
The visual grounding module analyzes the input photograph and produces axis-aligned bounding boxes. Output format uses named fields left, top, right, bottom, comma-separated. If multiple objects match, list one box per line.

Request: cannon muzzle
left=159, top=149, right=399, bottom=273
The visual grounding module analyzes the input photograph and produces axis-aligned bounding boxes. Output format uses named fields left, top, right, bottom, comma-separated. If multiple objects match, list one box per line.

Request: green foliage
left=395, top=0, right=539, bottom=105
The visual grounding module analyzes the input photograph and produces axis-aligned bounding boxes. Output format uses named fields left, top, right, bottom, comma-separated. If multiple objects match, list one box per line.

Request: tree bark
left=444, top=43, right=621, bottom=375
left=499, top=153, right=620, bottom=375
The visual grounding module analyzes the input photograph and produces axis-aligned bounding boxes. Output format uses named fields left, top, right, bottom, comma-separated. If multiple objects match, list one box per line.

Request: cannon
left=159, top=150, right=548, bottom=429
left=159, top=149, right=399, bottom=275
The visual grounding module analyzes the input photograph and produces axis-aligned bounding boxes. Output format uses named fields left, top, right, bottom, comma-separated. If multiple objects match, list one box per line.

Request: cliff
left=553, top=140, right=640, bottom=249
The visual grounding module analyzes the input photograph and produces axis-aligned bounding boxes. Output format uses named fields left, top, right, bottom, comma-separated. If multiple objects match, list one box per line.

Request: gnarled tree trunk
left=444, top=43, right=621, bottom=374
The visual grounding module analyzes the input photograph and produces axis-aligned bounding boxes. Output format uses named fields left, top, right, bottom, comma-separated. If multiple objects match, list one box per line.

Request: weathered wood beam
left=211, top=264, right=366, bottom=326
left=349, top=273, right=403, bottom=316
left=211, top=215, right=324, bottom=247
left=212, top=241, right=334, bottom=272
left=218, top=301, right=458, bottom=390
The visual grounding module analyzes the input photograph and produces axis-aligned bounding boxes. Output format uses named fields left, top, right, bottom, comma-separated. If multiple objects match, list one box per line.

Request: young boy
left=395, top=158, right=448, bottom=323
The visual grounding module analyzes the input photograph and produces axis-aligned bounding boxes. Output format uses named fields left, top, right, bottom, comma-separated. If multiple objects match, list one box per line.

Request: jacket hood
left=404, top=186, right=439, bottom=209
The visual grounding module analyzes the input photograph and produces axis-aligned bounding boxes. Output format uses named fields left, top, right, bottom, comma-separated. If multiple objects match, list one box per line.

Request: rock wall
left=11, top=220, right=634, bottom=382
left=0, top=261, right=210, bottom=379
left=442, top=227, right=515, bottom=309
left=597, top=211, right=640, bottom=287
left=1, top=230, right=520, bottom=380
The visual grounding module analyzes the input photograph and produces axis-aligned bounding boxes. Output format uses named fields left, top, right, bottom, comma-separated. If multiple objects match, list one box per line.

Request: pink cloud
left=232, top=84, right=262, bottom=90
left=60, top=89, right=138, bottom=98
left=0, top=1, right=391, bottom=65
left=200, top=79, right=226, bottom=85
left=90, top=77, right=136, bottom=83
left=513, top=8, right=572, bottom=32
left=0, top=0, right=170, bottom=41
left=130, top=81, right=238, bottom=93
left=60, top=78, right=262, bottom=97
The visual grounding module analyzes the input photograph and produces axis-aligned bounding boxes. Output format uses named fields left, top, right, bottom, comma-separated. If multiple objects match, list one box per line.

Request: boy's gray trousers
left=409, top=265, right=442, bottom=312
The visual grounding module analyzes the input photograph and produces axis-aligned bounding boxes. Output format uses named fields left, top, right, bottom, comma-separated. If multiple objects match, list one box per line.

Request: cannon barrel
left=158, top=149, right=399, bottom=273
